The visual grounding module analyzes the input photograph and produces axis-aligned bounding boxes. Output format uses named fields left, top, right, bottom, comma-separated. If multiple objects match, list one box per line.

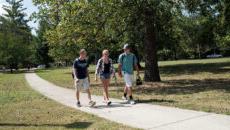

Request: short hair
left=123, top=44, right=130, bottom=49
left=79, top=49, right=86, bottom=54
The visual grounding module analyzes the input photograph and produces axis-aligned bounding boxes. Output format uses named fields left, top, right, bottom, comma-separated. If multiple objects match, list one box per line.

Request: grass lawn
left=0, top=73, right=138, bottom=130
left=36, top=57, right=230, bottom=115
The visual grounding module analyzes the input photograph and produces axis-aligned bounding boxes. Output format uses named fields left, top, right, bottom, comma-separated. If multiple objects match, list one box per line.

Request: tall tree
left=0, top=0, right=33, bottom=72
left=32, top=0, right=230, bottom=81
left=35, top=19, right=53, bottom=67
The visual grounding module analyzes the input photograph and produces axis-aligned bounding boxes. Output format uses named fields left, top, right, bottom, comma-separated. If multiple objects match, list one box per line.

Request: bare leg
left=101, top=79, right=109, bottom=101
left=101, top=79, right=106, bottom=101
left=104, top=79, right=110, bottom=101
left=75, top=80, right=80, bottom=102
left=86, top=89, right=91, bottom=101
left=127, top=87, right=132, bottom=97
left=124, top=86, right=128, bottom=94
left=76, top=89, right=80, bottom=102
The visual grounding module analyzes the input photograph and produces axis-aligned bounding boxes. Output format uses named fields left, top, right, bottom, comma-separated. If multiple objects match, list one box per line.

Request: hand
left=112, top=72, right=116, bottom=77
left=137, top=72, right=140, bottom=77
left=95, top=77, right=97, bottom=82
left=75, top=78, right=79, bottom=83
left=118, top=72, right=122, bottom=78
left=88, top=78, right=90, bottom=83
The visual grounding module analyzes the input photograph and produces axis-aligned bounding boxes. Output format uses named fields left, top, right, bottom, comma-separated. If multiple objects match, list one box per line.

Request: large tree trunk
left=131, top=45, right=143, bottom=69
left=144, top=9, right=161, bottom=82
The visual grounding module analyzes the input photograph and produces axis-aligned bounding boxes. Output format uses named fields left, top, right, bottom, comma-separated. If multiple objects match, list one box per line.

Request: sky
left=0, top=0, right=39, bottom=35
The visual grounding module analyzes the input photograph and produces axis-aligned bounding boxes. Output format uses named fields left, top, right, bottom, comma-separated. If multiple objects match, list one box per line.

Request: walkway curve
left=25, top=73, right=230, bottom=130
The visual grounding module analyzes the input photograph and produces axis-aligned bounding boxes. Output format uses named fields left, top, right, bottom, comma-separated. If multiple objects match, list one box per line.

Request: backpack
left=136, top=75, right=143, bottom=85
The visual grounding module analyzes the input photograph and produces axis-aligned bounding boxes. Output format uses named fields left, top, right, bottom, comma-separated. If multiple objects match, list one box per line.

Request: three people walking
left=73, top=44, right=140, bottom=107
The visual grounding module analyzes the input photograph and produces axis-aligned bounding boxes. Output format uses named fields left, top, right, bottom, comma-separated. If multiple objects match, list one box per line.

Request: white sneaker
left=129, top=100, right=136, bottom=105
left=122, top=96, right=128, bottom=101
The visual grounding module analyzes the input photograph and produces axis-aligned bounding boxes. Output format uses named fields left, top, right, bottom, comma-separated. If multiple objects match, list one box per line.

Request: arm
left=73, top=62, right=78, bottom=80
left=87, top=68, right=90, bottom=83
left=117, top=55, right=123, bottom=77
left=134, top=55, right=139, bottom=76
left=135, top=64, right=140, bottom=76
left=118, top=63, right=122, bottom=77
left=110, top=59, right=115, bottom=76
left=95, top=59, right=100, bottom=81
left=73, top=68, right=76, bottom=78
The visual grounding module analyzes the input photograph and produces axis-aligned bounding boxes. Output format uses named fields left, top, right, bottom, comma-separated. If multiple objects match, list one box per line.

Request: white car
left=37, top=65, right=46, bottom=69
left=206, top=54, right=223, bottom=58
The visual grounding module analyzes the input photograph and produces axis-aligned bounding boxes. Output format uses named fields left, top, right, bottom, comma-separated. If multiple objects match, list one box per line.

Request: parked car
left=206, top=54, right=223, bottom=58
left=37, top=65, right=46, bottom=69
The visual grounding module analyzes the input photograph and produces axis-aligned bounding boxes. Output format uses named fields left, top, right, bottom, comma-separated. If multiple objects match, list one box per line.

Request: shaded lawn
left=36, top=58, right=230, bottom=115
left=0, top=73, right=138, bottom=130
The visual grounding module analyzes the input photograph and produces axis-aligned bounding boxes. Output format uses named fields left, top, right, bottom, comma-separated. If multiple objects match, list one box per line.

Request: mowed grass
left=37, top=57, right=230, bottom=115
left=0, top=73, right=138, bottom=130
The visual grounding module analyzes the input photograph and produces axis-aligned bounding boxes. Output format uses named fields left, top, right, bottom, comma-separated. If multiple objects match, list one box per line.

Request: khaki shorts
left=74, top=77, right=90, bottom=90
left=123, top=73, right=133, bottom=87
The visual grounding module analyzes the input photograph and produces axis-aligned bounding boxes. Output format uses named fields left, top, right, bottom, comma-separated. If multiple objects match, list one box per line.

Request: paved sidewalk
left=25, top=73, right=230, bottom=130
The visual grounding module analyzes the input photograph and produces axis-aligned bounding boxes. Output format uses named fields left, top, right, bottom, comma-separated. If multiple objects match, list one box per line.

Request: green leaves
left=31, top=0, right=230, bottom=64
left=0, top=0, right=33, bottom=70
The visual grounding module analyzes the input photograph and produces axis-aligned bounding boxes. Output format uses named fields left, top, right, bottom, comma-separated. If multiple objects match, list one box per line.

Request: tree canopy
left=0, top=0, right=34, bottom=72
left=1, top=0, right=229, bottom=80
left=31, top=0, right=230, bottom=81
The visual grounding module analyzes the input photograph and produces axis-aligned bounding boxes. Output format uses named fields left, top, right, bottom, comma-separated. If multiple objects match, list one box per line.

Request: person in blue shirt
left=73, top=49, right=96, bottom=107
left=118, top=44, right=140, bottom=105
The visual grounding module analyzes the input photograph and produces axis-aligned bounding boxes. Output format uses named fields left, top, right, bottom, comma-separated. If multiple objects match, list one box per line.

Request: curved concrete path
left=25, top=73, right=230, bottom=130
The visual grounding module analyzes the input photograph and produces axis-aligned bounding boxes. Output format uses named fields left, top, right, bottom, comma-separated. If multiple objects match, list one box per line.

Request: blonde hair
left=102, top=49, right=109, bottom=55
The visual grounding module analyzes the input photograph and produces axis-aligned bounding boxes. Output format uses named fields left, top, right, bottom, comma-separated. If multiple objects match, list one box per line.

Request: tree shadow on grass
left=0, top=69, right=35, bottom=74
left=90, top=82, right=125, bottom=87
left=64, top=71, right=96, bottom=75
left=0, top=121, right=92, bottom=129
left=137, top=78, right=230, bottom=95
left=160, top=62, right=230, bottom=76
left=93, top=103, right=131, bottom=109
left=136, top=98, right=176, bottom=103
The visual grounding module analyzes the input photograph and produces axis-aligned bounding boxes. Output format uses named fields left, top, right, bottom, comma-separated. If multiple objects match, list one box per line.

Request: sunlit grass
left=37, top=57, right=230, bottom=115
left=0, top=73, right=138, bottom=130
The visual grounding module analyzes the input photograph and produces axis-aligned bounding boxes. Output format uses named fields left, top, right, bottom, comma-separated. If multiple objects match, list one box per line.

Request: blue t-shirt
left=73, top=58, right=89, bottom=79
left=118, top=53, right=137, bottom=74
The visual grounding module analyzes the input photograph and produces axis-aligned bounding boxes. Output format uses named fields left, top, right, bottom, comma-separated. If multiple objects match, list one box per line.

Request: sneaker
left=107, top=101, right=112, bottom=106
left=129, top=100, right=136, bottom=105
left=76, top=101, right=81, bottom=107
left=122, top=96, right=128, bottom=101
left=89, top=101, right=96, bottom=107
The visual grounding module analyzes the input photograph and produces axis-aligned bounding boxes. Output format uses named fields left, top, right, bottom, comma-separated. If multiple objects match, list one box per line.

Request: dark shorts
left=100, top=73, right=111, bottom=80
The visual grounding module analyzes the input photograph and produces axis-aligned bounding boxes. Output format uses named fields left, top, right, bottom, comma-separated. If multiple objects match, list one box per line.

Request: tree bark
left=131, top=45, right=143, bottom=69
left=144, top=8, right=161, bottom=82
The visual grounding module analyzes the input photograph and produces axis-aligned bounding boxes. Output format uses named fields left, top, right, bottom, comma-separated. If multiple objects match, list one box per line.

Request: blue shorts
left=100, top=73, right=111, bottom=80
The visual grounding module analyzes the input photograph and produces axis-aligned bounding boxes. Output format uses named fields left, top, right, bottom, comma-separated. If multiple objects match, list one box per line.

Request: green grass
left=36, top=57, right=230, bottom=115
left=0, top=73, right=138, bottom=130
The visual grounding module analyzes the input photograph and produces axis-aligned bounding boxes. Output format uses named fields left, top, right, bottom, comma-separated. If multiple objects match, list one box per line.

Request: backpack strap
left=133, top=54, right=135, bottom=66
left=121, top=53, right=125, bottom=65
